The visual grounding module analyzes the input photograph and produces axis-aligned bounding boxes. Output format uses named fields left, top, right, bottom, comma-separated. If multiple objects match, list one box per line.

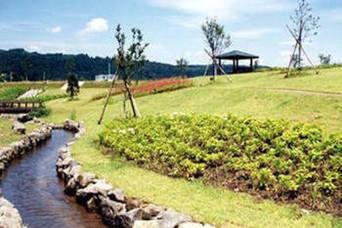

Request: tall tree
left=202, top=18, right=231, bottom=81
left=114, top=24, right=149, bottom=118
left=21, top=55, right=32, bottom=81
left=290, top=0, right=319, bottom=69
left=66, top=73, right=79, bottom=99
left=176, top=58, right=188, bottom=76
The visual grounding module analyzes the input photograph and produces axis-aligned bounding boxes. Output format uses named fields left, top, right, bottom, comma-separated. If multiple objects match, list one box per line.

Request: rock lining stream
left=0, top=117, right=214, bottom=228
left=0, top=129, right=105, bottom=228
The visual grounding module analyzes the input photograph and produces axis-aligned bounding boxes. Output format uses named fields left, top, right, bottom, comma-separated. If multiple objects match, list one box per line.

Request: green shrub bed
left=99, top=114, right=342, bottom=215
left=0, top=86, right=28, bottom=100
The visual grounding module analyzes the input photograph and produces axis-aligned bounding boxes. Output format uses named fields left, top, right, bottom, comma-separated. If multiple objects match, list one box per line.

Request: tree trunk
left=298, top=22, right=303, bottom=70
left=124, top=81, right=141, bottom=118
left=71, top=88, right=74, bottom=99
left=123, top=91, right=127, bottom=118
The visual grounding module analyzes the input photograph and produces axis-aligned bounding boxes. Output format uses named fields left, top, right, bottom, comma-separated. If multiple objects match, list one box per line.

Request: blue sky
left=0, top=0, right=341, bottom=66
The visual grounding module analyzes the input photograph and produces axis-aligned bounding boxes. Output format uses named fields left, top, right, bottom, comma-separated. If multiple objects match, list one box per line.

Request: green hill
left=0, top=49, right=266, bottom=81
left=36, top=67, right=342, bottom=227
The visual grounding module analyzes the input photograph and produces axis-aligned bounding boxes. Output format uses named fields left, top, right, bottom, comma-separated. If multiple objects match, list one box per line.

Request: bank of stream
left=0, top=130, right=106, bottom=228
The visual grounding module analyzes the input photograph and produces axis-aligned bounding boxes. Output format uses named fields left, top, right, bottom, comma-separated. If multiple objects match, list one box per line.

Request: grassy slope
left=0, top=119, right=41, bottom=147
left=42, top=67, right=342, bottom=227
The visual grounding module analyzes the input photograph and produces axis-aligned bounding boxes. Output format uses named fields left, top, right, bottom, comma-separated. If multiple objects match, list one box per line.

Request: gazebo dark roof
left=216, top=50, right=259, bottom=60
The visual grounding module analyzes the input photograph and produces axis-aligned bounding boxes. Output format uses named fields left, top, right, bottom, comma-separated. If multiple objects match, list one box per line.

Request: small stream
left=0, top=130, right=106, bottom=228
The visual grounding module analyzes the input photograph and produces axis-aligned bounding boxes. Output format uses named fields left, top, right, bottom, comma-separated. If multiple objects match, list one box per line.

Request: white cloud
left=148, top=0, right=291, bottom=27
left=279, top=40, right=312, bottom=46
left=164, top=16, right=201, bottom=29
left=233, top=28, right=279, bottom=39
left=47, top=26, right=62, bottom=34
left=0, top=22, right=41, bottom=32
left=26, top=44, right=41, bottom=52
left=321, top=8, right=342, bottom=23
left=279, top=40, right=294, bottom=46
left=280, top=50, right=292, bottom=57
left=78, top=18, right=108, bottom=35
left=0, top=40, right=112, bottom=57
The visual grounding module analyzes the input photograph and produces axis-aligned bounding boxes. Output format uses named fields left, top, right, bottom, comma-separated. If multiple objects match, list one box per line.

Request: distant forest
left=0, top=49, right=266, bottom=81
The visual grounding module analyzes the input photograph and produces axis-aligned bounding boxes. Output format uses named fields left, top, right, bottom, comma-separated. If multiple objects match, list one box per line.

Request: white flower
left=172, top=112, right=185, bottom=116
left=119, top=129, right=126, bottom=134
left=128, top=128, right=135, bottom=133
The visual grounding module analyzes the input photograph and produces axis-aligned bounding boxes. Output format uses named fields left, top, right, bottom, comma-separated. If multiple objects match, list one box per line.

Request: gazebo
left=216, top=50, right=259, bottom=74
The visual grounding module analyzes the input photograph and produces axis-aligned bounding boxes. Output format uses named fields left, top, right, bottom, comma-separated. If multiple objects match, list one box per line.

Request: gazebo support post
left=236, top=59, right=239, bottom=73
left=232, top=60, right=235, bottom=73
left=250, top=58, right=253, bottom=72
left=218, top=59, right=222, bottom=75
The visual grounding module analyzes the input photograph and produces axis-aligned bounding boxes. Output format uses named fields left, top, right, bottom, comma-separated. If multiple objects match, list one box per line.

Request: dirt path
left=17, top=89, right=42, bottom=99
left=264, top=88, right=342, bottom=97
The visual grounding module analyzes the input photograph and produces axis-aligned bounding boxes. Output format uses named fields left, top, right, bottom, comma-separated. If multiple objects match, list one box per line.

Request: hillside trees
left=65, top=58, right=76, bottom=74
left=319, top=54, right=331, bottom=65
left=21, top=55, right=32, bottom=81
left=176, top=58, right=188, bottom=76
left=0, top=49, right=208, bottom=81
left=202, top=18, right=231, bottom=81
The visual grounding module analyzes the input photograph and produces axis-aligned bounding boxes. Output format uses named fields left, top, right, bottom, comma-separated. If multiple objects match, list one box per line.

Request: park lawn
left=0, top=118, right=41, bottom=147
left=42, top=67, right=342, bottom=227
left=205, top=67, right=342, bottom=93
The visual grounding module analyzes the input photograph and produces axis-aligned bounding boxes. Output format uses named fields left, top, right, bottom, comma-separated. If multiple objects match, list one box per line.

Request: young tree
left=114, top=24, right=149, bottom=118
left=290, top=0, right=319, bottom=69
left=176, top=58, right=188, bottom=76
left=318, top=54, right=331, bottom=65
left=66, top=73, right=79, bottom=99
left=202, top=18, right=231, bottom=81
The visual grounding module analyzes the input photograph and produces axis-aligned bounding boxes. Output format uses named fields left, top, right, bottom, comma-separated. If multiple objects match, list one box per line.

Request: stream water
left=0, top=130, right=106, bottom=228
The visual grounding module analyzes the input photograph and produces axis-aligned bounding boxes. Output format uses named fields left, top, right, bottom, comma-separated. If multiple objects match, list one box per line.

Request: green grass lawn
left=41, top=67, right=342, bottom=227
left=0, top=118, right=41, bottom=147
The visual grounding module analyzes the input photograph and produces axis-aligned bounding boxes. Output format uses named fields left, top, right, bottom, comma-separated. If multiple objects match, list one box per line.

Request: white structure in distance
left=95, top=74, right=116, bottom=81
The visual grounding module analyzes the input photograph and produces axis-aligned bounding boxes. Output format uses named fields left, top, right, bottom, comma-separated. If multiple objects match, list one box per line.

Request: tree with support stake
left=285, top=0, right=319, bottom=78
left=98, top=24, right=148, bottom=125
left=201, top=18, right=232, bottom=82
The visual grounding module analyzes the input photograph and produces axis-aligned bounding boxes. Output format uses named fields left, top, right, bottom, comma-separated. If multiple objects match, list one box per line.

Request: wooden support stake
left=98, top=68, right=118, bottom=125
left=285, top=42, right=299, bottom=78
left=286, top=25, right=319, bottom=75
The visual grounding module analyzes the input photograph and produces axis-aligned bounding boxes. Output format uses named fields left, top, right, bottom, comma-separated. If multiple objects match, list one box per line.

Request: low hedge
left=0, top=86, right=28, bottom=100
left=99, top=114, right=342, bottom=215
